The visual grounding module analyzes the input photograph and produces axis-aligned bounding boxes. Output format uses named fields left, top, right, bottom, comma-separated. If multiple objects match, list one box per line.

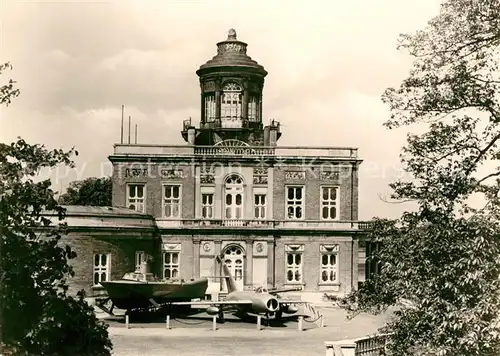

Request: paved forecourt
left=107, top=306, right=391, bottom=356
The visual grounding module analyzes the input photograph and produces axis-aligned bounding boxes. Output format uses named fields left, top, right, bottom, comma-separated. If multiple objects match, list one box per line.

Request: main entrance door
left=222, top=244, right=244, bottom=291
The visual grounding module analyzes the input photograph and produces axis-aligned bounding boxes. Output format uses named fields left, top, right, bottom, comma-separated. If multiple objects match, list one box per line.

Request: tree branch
left=378, top=193, right=417, bottom=204
left=476, top=170, right=500, bottom=185
left=464, top=132, right=500, bottom=176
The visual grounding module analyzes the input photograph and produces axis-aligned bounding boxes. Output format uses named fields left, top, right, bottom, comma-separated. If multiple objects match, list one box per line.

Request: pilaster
left=245, top=239, right=253, bottom=286
left=267, top=240, right=275, bottom=288
left=193, top=239, right=201, bottom=278
left=215, top=240, right=222, bottom=290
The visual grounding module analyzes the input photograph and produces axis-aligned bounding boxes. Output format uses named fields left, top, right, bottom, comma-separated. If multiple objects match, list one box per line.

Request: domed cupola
left=182, top=29, right=281, bottom=146
left=197, top=28, right=267, bottom=77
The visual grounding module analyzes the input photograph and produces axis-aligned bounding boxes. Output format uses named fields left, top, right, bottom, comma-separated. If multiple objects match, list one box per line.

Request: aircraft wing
left=171, top=300, right=253, bottom=306
left=278, top=300, right=308, bottom=305
left=268, top=286, right=303, bottom=295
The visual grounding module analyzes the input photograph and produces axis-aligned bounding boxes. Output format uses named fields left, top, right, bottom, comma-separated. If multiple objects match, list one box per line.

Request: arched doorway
left=224, top=174, right=244, bottom=221
left=221, top=244, right=245, bottom=291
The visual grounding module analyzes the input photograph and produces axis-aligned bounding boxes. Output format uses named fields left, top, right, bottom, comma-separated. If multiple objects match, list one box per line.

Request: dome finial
left=227, top=28, right=237, bottom=40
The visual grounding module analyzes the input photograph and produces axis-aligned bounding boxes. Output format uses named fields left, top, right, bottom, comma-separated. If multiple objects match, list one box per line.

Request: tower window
left=204, top=94, right=216, bottom=122
left=221, top=82, right=242, bottom=127
left=248, top=95, right=260, bottom=121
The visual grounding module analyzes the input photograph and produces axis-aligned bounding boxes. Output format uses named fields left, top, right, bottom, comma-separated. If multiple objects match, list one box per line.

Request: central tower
left=182, top=29, right=281, bottom=146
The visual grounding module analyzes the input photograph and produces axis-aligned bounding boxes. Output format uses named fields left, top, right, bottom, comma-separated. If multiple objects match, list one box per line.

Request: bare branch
left=378, top=193, right=417, bottom=204
left=476, top=170, right=500, bottom=185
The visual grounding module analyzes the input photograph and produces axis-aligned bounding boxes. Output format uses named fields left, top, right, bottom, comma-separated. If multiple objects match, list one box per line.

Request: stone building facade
left=60, top=29, right=370, bottom=300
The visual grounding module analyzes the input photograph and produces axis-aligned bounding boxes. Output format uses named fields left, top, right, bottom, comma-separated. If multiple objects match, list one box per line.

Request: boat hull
left=100, top=278, right=208, bottom=310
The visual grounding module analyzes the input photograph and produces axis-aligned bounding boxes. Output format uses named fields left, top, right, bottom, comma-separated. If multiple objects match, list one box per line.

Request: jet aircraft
left=172, top=256, right=307, bottom=322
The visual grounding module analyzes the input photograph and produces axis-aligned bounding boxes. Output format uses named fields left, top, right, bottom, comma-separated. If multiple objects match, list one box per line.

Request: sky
left=0, top=0, right=443, bottom=220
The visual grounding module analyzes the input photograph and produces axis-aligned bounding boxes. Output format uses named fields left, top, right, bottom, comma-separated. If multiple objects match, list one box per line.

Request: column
left=242, top=82, right=249, bottom=122
left=214, top=240, right=222, bottom=290
left=200, top=93, right=205, bottom=125
left=267, top=240, right=275, bottom=288
left=351, top=239, right=359, bottom=291
left=245, top=240, right=254, bottom=286
left=259, top=93, right=263, bottom=122
left=215, top=80, right=221, bottom=125
left=193, top=239, right=200, bottom=278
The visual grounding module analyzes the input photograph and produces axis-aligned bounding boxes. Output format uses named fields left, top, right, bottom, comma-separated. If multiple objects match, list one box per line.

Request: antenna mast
left=120, top=105, right=124, bottom=144
left=128, top=115, right=131, bottom=144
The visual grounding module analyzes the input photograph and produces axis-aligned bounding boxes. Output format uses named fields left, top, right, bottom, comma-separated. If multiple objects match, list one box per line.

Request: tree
left=59, top=177, right=112, bottom=206
left=0, top=63, right=112, bottom=355
left=339, top=0, right=500, bottom=355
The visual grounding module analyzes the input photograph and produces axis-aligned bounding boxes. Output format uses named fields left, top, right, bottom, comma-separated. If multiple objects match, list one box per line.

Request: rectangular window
left=201, top=193, right=214, bottom=219
left=286, top=186, right=304, bottom=220
left=286, top=251, right=303, bottom=283
left=135, top=251, right=146, bottom=271
left=163, top=251, right=180, bottom=279
left=320, top=253, right=338, bottom=283
left=248, top=96, right=259, bottom=121
left=204, top=94, right=216, bottom=122
left=254, top=194, right=266, bottom=219
left=93, top=253, right=110, bottom=286
left=163, top=185, right=181, bottom=218
left=127, top=184, right=146, bottom=212
left=321, top=187, right=339, bottom=220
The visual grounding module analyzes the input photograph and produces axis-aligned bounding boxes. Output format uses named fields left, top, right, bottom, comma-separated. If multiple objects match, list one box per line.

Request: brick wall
left=111, top=161, right=195, bottom=219
left=112, top=158, right=360, bottom=223
left=272, top=162, right=358, bottom=221
left=61, top=230, right=157, bottom=297
left=275, top=235, right=355, bottom=294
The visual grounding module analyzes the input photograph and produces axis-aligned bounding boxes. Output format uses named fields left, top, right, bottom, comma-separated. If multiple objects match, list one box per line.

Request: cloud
left=0, top=0, right=442, bottom=219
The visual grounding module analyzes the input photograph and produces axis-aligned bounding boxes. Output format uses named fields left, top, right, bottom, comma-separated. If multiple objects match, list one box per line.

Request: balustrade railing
left=113, top=144, right=358, bottom=158
left=194, top=146, right=275, bottom=156
left=154, top=219, right=371, bottom=230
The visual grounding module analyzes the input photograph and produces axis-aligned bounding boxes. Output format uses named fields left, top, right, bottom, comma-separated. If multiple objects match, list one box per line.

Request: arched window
left=221, top=82, right=242, bottom=127
left=224, top=174, right=244, bottom=219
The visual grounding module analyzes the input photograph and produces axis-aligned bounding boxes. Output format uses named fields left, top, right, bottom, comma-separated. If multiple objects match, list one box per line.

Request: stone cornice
left=108, top=155, right=363, bottom=165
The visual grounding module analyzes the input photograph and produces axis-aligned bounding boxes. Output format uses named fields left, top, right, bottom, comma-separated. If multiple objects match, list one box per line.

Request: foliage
left=59, top=177, right=112, bottom=206
left=339, top=1, right=500, bottom=355
left=0, top=63, right=20, bottom=106
left=0, top=63, right=112, bottom=355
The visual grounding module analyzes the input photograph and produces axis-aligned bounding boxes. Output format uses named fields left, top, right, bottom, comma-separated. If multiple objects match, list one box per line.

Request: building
left=62, top=29, right=370, bottom=301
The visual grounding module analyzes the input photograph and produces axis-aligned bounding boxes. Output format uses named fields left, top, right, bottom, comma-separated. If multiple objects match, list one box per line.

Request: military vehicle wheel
left=218, top=310, right=225, bottom=323
left=275, top=311, right=283, bottom=321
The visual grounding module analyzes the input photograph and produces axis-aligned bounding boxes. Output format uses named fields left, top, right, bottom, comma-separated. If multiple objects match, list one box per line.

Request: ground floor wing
left=63, top=230, right=372, bottom=300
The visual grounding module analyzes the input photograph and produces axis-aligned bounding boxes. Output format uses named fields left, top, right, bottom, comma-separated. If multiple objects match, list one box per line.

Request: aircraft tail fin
left=215, top=255, right=238, bottom=293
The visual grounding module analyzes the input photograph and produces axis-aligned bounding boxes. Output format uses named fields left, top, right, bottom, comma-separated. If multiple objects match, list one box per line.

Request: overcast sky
left=0, top=0, right=442, bottom=220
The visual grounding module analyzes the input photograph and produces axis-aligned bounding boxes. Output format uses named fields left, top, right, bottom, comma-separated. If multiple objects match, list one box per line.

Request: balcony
left=154, top=219, right=371, bottom=230
left=113, top=144, right=358, bottom=159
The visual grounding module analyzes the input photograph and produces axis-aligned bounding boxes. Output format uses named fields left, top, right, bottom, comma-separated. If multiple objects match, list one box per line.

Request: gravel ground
left=106, top=306, right=391, bottom=356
